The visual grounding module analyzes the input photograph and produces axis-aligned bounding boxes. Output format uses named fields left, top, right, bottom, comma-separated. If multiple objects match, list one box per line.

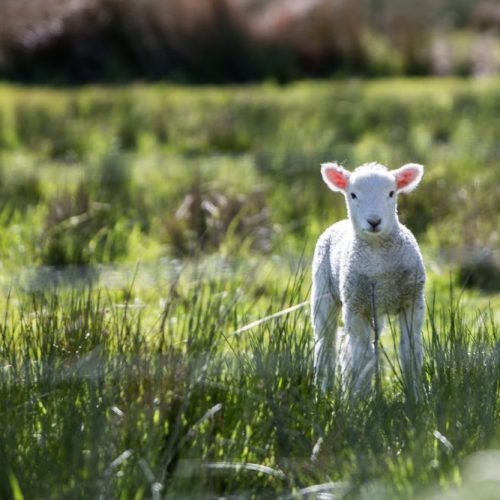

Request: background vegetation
left=0, top=77, right=498, bottom=498
left=2, top=0, right=500, bottom=83
left=0, top=78, right=497, bottom=291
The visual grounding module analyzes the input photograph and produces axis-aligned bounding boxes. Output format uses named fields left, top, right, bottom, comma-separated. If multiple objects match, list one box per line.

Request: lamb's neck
left=353, top=225, right=402, bottom=251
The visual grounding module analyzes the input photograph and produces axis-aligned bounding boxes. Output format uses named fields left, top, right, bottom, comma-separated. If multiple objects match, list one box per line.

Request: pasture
left=0, top=78, right=498, bottom=498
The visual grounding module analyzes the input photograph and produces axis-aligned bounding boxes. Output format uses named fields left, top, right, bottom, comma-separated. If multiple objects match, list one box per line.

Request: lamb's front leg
left=311, top=234, right=340, bottom=393
left=341, top=311, right=377, bottom=394
left=312, top=284, right=340, bottom=393
left=399, top=296, right=425, bottom=394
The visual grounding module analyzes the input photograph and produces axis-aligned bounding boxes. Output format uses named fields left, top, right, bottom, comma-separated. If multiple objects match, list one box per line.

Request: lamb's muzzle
left=367, top=217, right=381, bottom=231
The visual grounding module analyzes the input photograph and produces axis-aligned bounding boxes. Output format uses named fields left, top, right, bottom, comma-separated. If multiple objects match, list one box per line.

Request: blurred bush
left=0, top=161, right=43, bottom=213
left=1, top=0, right=499, bottom=83
left=41, top=186, right=124, bottom=266
left=164, top=180, right=273, bottom=256
left=39, top=148, right=139, bottom=265
left=457, top=249, right=500, bottom=292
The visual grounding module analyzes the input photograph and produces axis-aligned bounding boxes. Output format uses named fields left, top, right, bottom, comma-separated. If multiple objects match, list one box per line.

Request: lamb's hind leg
left=311, top=273, right=340, bottom=393
left=341, top=311, right=378, bottom=395
left=399, top=295, right=425, bottom=396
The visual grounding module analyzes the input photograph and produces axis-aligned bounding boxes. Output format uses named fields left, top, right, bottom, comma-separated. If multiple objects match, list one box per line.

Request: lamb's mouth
left=365, top=227, right=382, bottom=234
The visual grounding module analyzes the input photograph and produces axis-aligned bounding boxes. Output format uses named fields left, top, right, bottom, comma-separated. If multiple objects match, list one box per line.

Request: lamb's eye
left=389, top=191, right=395, bottom=198
left=350, top=193, right=357, bottom=200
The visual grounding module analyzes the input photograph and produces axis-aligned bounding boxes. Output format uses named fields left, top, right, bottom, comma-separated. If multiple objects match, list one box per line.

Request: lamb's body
left=316, top=220, right=424, bottom=316
left=312, top=162, right=426, bottom=393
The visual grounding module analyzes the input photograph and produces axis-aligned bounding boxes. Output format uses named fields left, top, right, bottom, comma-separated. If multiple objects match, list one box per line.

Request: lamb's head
left=321, top=161, right=423, bottom=238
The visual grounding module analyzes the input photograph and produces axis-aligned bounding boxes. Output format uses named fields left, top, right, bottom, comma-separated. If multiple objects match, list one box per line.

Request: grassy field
left=0, top=78, right=498, bottom=498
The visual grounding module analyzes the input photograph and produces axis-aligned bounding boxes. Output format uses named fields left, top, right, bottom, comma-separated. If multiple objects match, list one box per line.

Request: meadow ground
left=0, top=77, right=498, bottom=498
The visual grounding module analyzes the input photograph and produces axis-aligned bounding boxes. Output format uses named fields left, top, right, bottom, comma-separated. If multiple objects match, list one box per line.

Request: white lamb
left=311, top=161, right=425, bottom=394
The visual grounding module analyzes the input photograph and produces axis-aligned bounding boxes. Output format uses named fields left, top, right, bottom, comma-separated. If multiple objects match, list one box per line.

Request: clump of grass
left=456, top=249, right=500, bottom=292
left=40, top=184, right=129, bottom=266
left=0, top=163, right=43, bottom=214
left=40, top=149, right=136, bottom=265
left=164, top=179, right=273, bottom=256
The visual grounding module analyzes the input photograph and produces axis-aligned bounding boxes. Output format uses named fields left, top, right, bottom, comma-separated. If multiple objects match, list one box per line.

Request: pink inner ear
left=396, top=168, right=417, bottom=189
left=325, top=168, right=348, bottom=189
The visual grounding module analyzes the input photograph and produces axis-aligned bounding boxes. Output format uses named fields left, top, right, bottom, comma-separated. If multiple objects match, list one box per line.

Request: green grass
left=0, top=272, right=498, bottom=499
left=0, top=77, right=498, bottom=498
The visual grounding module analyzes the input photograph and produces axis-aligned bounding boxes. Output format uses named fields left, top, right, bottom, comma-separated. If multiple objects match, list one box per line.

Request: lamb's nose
left=367, top=217, right=381, bottom=230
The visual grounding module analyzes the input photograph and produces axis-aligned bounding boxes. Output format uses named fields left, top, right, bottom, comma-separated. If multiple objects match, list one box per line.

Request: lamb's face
left=345, top=170, right=397, bottom=237
left=320, top=161, right=424, bottom=239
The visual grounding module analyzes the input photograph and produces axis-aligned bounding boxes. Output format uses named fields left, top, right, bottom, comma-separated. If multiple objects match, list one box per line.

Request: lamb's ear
left=392, top=163, right=424, bottom=193
left=321, top=162, right=350, bottom=192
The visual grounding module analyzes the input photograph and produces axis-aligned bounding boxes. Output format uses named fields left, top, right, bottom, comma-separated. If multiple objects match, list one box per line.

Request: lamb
left=311, top=161, right=426, bottom=394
